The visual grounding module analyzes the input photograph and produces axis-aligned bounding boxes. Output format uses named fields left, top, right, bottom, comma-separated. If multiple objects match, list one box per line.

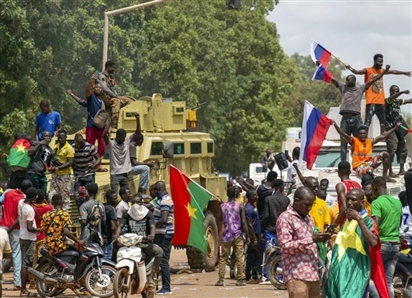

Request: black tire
left=35, top=263, right=62, bottom=297
left=186, top=213, right=219, bottom=272
left=268, top=255, right=286, bottom=290
left=113, top=267, right=130, bottom=298
left=85, top=264, right=116, bottom=298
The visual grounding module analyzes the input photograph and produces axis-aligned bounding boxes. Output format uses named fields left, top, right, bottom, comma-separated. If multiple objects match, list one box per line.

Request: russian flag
left=299, top=101, right=333, bottom=170
left=310, top=41, right=332, bottom=68
left=312, top=64, right=333, bottom=83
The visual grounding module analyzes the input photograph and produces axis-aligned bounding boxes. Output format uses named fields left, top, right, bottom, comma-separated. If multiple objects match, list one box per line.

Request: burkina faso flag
left=169, top=165, right=212, bottom=253
left=7, top=138, right=31, bottom=168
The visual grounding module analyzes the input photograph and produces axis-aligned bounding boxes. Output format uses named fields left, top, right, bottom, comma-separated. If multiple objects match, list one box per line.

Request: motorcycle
left=113, top=233, right=156, bottom=298
left=28, top=243, right=116, bottom=297
left=394, top=238, right=412, bottom=298
left=263, top=236, right=285, bottom=290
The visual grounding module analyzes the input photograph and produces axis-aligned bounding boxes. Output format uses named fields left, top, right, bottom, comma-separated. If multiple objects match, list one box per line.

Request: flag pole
left=311, top=38, right=347, bottom=67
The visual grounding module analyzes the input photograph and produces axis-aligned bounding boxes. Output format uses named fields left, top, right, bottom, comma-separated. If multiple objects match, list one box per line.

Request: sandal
left=13, top=286, right=21, bottom=291
left=20, top=291, right=38, bottom=297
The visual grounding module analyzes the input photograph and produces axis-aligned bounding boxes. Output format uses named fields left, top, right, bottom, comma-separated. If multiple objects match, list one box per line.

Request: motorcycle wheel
left=85, top=264, right=116, bottom=298
left=35, top=263, right=63, bottom=297
left=268, top=255, right=286, bottom=290
left=113, top=268, right=130, bottom=298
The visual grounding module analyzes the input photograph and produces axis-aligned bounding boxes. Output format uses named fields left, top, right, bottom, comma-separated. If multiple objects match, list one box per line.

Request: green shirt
left=371, top=194, right=402, bottom=242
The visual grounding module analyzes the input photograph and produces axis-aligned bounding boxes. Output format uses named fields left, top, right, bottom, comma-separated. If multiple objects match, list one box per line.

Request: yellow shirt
left=329, top=203, right=340, bottom=245
left=309, top=197, right=331, bottom=232
left=364, top=198, right=372, bottom=217
left=53, top=142, right=75, bottom=175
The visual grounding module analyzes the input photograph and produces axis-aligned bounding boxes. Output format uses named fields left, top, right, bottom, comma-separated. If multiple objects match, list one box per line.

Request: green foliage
left=0, top=0, right=345, bottom=175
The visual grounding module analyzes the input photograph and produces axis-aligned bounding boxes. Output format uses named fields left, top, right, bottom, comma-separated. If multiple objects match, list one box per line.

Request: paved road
left=1, top=248, right=288, bottom=297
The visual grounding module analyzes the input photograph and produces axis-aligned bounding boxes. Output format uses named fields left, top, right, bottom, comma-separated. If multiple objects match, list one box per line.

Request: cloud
left=268, top=0, right=412, bottom=113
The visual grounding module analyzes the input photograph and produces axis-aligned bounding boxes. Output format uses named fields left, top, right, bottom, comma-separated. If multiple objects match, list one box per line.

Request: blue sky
left=268, top=0, right=412, bottom=113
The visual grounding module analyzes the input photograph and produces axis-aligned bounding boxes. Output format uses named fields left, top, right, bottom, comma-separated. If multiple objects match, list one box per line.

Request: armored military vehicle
left=66, top=93, right=226, bottom=271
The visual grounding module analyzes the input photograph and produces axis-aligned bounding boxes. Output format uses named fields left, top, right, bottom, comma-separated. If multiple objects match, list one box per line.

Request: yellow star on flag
left=185, top=203, right=197, bottom=219
left=335, top=219, right=367, bottom=261
left=17, top=142, right=26, bottom=152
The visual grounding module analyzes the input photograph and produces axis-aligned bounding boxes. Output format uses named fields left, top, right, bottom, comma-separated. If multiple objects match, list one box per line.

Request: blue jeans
left=340, top=115, right=363, bottom=161
left=103, top=244, right=113, bottom=261
left=369, top=243, right=400, bottom=298
left=9, top=229, right=21, bottom=287
left=74, top=175, right=95, bottom=210
left=128, top=165, right=150, bottom=191
left=154, top=234, right=173, bottom=290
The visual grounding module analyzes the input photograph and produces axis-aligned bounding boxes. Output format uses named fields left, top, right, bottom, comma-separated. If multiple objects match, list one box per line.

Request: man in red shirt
left=0, top=180, right=32, bottom=290
left=33, top=189, right=52, bottom=267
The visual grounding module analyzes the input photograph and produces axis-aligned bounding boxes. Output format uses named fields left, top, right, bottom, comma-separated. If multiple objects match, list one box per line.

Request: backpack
left=90, top=100, right=109, bottom=129
left=88, top=202, right=102, bottom=227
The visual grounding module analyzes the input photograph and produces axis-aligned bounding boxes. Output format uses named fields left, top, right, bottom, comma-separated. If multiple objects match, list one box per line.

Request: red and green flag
left=169, top=165, right=212, bottom=253
left=7, top=139, right=30, bottom=169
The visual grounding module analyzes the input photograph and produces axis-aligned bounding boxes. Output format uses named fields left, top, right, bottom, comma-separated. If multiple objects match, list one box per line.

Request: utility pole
left=102, top=0, right=171, bottom=71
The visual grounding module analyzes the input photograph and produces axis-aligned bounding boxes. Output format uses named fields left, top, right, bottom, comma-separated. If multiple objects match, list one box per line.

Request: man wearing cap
left=114, top=193, right=163, bottom=292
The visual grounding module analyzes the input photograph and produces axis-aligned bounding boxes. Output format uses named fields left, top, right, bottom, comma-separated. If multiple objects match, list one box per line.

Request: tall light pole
left=102, top=0, right=171, bottom=71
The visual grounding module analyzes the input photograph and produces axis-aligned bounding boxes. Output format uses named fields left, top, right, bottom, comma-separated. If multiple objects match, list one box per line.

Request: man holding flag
left=326, top=188, right=389, bottom=298
left=3, top=133, right=31, bottom=189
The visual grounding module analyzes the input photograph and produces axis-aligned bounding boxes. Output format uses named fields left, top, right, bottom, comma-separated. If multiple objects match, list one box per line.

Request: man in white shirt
left=9, top=187, right=41, bottom=297
left=399, top=191, right=412, bottom=238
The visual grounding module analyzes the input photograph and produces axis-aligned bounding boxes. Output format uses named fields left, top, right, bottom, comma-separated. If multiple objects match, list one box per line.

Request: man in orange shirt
left=333, top=121, right=400, bottom=181
left=346, top=54, right=412, bottom=134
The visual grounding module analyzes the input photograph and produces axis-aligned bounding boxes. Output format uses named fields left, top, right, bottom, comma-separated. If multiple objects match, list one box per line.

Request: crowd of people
left=1, top=53, right=412, bottom=298
left=0, top=60, right=177, bottom=296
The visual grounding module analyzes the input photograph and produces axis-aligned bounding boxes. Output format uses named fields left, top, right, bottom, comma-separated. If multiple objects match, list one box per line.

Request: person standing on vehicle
left=346, top=54, right=412, bottom=134
left=26, top=131, right=54, bottom=193
left=0, top=179, right=32, bottom=291
left=49, top=129, right=75, bottom=211
left=35, top=100, right=62, bottom=141
left=73, top=134, right=101, bottom=210
left=114, top=193, right=163, bottom=292
left=153, top=181, right=174, bottom=295
left=103, top=190, right=118, bottom=260
left=216, top=186, right=250, bottom=287
left=79, top=183, right=106, bottom=245
left=0, top=227, right=12, bottom=297
left=327, top=65, right=389, bottom=161
left=103, top=113, right=141, bottom=194
left=326, top=189, right=383, bottom=298
left=66, top=82, right=108, bottom=171
left=41, top=194, right=85, bottom=256
left=369, top=176, right=402, bottom=298
left=128, top=114, right=154, bottom=194
left=384, top=85, right=411, bottom=177
left=276, top=186, right=331, bottom=298
left=244, top=189, right=260, bottom=283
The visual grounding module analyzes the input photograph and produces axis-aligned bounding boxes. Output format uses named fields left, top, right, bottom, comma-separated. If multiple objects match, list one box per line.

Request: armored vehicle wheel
left=186, top=212, right=219, bottom=272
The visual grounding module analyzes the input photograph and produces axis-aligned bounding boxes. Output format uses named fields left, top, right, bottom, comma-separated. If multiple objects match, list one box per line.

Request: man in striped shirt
left=73, top=134, right=101, bottom=209
left=153, top=181, right=174, bottom=295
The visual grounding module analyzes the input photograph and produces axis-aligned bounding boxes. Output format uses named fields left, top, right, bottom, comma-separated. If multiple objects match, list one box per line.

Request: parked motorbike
left=394, top=238, right=412, bottom=298
left=113, top=233, right=156, bottom=298
left=28, top=243, right=116, bottom=297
